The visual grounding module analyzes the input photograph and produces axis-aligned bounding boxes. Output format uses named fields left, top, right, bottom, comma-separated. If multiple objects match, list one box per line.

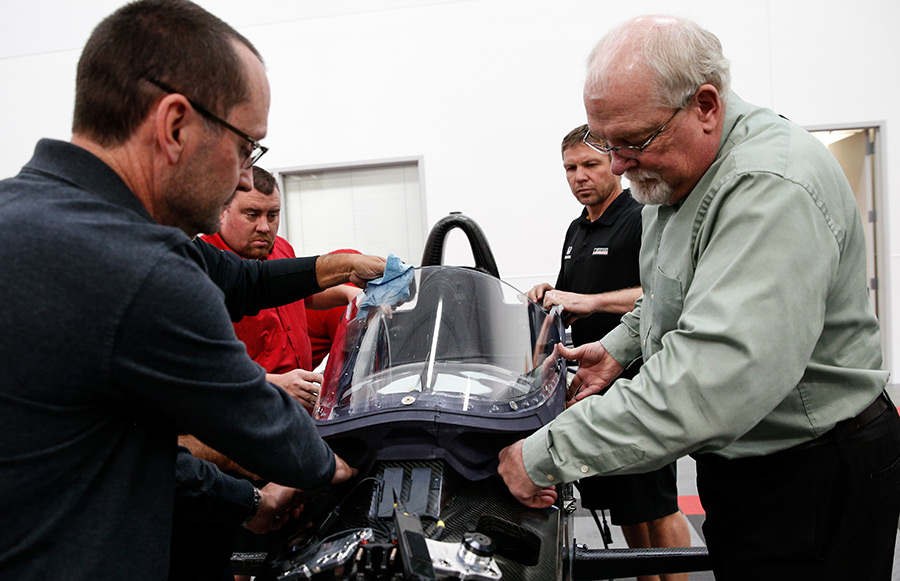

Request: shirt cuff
left=600, top=323, right=642, bottom=369
left=522, top=426, right=554, bottom=486
left=227, top=479, right=260, bottom=525
left=523, top=421, right=606, bottom=486
left=521, top=403, right=648, bottom=486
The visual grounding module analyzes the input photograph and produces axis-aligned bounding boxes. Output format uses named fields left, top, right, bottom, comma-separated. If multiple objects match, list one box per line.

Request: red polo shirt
left=305, top=249, right=361, bottom=368
left=201, top=233, right=312, bottom=373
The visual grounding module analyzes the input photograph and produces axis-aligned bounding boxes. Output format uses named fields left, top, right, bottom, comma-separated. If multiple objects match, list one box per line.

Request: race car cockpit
left=315, top=264, right=567, bottom=481
left=234, top=213, right=709, bottom=581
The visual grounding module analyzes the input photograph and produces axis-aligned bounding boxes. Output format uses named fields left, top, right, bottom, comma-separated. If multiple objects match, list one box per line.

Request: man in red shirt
left=202, top=167, right=359, bottom=410
left=197, top=166, right=364, bottom=581
left=306, top=249, right=361, bottom=369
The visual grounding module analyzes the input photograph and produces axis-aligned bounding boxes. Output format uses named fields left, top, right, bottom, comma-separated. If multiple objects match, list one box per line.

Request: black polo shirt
left=555, top=189, right=643, bottom=348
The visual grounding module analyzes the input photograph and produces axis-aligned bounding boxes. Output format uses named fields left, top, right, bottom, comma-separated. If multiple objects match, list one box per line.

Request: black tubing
left=572, top=546, right=711, bottom=579
left=420, top=213, right=500, bottom=278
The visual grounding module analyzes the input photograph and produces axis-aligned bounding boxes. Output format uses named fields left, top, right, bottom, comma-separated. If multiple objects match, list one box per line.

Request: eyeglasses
left=145, top=77, right=268, bottom=169
left=583, top=107, right=682, bottom=159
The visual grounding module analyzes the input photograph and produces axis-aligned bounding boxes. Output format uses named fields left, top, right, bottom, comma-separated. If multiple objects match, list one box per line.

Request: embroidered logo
left=564, top=246, right=573, bottom=260
left=593, top=247, right=609, bottom=256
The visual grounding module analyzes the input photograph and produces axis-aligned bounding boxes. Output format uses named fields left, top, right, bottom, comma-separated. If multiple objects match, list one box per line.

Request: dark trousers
left=696, top=402, right=900, bottom=580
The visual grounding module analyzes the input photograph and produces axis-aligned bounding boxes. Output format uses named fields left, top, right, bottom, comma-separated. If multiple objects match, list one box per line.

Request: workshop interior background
left=2, top=0, right=898, bottom=373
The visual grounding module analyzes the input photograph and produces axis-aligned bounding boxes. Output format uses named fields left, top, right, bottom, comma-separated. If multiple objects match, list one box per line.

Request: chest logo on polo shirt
left=593, top=247, right=609, bottom=256
left=564, top=246, right=573, bottom=259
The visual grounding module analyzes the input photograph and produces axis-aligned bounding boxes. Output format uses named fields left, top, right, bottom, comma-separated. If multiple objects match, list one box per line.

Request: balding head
left=584, top=15, right=730, bottom=109
left=580, top=16, right=728, bottom=206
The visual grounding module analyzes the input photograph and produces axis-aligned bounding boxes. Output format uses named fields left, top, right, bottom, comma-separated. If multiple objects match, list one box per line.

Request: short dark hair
left=561, top=124, right=589, bottom=156
left=252, top=166, right=278, bottom=195
left=73, top=0, right=263, bottom=146
left=561, top=124, right=609, bottom=158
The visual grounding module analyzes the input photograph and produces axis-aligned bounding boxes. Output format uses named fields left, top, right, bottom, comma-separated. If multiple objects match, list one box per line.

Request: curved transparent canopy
left=315, top=266, right=566, bottom=423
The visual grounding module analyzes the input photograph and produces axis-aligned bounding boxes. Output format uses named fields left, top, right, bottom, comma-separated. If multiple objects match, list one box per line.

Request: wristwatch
left=241, top=486, right=262, bottom=528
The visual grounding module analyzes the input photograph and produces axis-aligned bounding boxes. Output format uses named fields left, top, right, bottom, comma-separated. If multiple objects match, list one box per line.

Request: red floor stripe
left=676, top=406, right=900, bottom=517
left=678, top=495, right=705, bottom=515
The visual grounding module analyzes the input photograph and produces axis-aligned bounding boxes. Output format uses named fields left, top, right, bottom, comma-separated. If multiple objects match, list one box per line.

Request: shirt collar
left=24, top=139, right=155, bottom=224
left=580, top=188, right=635, bottom=227
left=717, top=91, right=754, bottom=160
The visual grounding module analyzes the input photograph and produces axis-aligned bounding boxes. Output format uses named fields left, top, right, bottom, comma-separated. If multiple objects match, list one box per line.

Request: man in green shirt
left=498, top=15, right=899, bottom=579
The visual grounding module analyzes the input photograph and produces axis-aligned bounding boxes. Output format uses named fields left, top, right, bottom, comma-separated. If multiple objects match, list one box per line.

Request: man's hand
left=533, top=286, right=641, bottom=324
left=542, top=289, right=594, bottom=326
left=526, top=283, right=554, bottom=304
left=305, top=285, right=362, bottom=310
left=177, top=435, right=260, bottom=479
left=558, top=342, right=624, bottom=403
left=347, top=255, right=387, bottom=288
left=316, top=253, right=386, bottom=289
left=331, top=453, right=357, bottom=484
left=497, top=440, right=558, bottom=509
left=243, top=482, right=305, bottom=534
left=267, top=370, right=322, bottom=410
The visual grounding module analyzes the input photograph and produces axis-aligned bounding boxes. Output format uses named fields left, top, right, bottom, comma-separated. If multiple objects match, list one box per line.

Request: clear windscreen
left=315, top=266, right=566, bottom=422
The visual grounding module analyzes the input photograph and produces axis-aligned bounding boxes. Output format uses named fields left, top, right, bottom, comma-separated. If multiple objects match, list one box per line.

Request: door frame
left=806, top=121, right=890, bottom=369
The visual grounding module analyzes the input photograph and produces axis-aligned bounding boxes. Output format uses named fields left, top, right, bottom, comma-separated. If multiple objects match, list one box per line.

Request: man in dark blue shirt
left=0, top=1, right=383, bottom=579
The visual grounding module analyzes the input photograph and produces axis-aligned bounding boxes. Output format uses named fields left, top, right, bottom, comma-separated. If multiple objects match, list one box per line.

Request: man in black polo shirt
left=528, top=125, right=690, bottom=579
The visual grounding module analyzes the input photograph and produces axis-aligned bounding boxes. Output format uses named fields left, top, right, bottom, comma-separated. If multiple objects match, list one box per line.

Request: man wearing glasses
left=0, top=1, right=383, bottom=579
left=499, top=15, right=899, bottom=579
left=527, top=125, right=689, bottom=580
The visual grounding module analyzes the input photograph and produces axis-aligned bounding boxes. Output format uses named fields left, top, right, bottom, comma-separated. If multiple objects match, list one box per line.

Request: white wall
left=2, top=0, right=899, bottom=370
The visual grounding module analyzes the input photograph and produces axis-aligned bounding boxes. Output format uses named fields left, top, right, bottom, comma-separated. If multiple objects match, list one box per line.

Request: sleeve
left=524, top=172, right=841, bottom=484
left=598, top=202, right=645, bottom=365
left=174, top=447, right=256, bottom=525
left=626, top=204, right=644, bottom=271
left=112, top=247, right=336, bottom=489
left=554, top=221, right=576, bottom=291
left=600, top=296, right=643, bottom=367
left=191, top=238, right=321, bottom=321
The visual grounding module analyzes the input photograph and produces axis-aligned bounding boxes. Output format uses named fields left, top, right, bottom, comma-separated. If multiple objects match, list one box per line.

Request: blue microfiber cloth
left=355, top=254, right=415, bottom=320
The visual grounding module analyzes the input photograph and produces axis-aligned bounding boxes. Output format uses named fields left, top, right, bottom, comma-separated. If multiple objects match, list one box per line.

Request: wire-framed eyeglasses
left=145, top=77, right=268, bottom=169
left=582, top=107, right=682, bottom=159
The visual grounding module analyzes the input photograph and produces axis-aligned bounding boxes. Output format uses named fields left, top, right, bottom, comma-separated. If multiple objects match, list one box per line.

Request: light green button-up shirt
left=524, top=93, right=888, bottom=486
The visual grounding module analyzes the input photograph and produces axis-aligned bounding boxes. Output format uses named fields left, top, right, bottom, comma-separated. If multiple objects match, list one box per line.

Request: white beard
left=626, top=168, right=676, bottom=205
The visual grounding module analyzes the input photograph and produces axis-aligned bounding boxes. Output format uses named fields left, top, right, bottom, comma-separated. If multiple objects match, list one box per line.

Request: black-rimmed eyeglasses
left=583, top=107, right=682, bottom=159
left=145, top=77, right=268, bottom=169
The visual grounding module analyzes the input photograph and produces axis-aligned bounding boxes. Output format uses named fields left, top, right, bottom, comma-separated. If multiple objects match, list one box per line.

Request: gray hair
left=585, top=15, right=731, bottom=108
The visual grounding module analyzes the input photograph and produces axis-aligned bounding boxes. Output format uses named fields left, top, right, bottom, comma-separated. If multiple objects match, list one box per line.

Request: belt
left=792, top=390, right=893, bottom=451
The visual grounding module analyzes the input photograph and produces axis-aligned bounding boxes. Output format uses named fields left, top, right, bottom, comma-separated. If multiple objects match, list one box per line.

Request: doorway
left=809, top=124, right=889, bottom=364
